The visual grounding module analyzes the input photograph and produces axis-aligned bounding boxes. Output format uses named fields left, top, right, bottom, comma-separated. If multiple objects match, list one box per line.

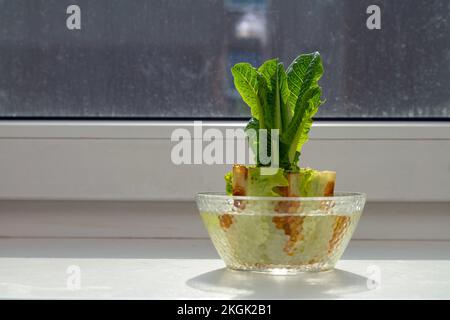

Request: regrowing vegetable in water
left=226, top=52, right=336, bottom=198
left=200, top=52, right=362, bottom=269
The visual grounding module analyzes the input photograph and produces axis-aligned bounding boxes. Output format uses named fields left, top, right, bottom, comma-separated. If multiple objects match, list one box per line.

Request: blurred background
left=0, top=0, right=449, bottom=119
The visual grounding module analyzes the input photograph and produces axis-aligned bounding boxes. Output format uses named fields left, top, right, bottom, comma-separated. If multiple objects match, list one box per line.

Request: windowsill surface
left=1, top=238, right=449, bottom=299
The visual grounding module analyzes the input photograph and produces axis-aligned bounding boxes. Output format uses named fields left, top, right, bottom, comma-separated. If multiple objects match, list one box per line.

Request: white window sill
left=1, top=238, right=449, bottom=299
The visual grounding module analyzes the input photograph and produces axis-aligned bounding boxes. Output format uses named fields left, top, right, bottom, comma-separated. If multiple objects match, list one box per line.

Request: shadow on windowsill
left=186, top=267, right=370, bottom=299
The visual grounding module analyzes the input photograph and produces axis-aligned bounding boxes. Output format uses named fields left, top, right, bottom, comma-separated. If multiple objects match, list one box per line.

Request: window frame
left=0, top=120, right=449, bottom=202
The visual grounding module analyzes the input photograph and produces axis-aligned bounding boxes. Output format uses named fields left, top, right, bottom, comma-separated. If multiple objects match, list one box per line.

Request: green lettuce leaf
left=256, top=73, right=272, bottom=130
left=278, top=64, right=291, bottom=133
left=245, top=117, right=262, bottom=165
left=298, top=167, right=315, bottom=196
left=258, top=59, right=291, bottom=134
left=286, top=52, right=323, bottom=112
left=282, top=86, right=323, bottom=164
left=224, top=171, right=233, bottom=195
left=299, top=168, right=336, bottom=196
left=258, top=59, right=281, bottom=131
left=230, top=52, right=325, bottom=171
left=223, top=167, right=288, bottom=198
left=224, top=167, right=335, bottom=198
left=231, top=63, right=266, bottom=128
left=247, top=167, right=288, bottom=197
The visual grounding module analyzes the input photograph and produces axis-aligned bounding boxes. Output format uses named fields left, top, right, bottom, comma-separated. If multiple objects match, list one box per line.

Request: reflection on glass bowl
left=196, top=192, right=366, bottom=274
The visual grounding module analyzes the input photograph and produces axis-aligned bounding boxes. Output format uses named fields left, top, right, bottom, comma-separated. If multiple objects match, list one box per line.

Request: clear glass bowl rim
left=196, top=191, right=366, bottom=202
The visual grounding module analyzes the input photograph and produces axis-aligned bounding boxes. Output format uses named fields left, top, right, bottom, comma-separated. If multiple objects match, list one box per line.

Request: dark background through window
left=0, top=0, right=449, bottom=119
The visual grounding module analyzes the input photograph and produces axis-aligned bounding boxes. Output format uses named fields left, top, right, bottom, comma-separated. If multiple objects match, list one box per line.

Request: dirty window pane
left=0, top=0, right=449, bottom=119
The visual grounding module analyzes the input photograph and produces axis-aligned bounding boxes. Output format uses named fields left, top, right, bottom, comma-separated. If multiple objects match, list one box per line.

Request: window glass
left=0, top=0, right=449, bottom=118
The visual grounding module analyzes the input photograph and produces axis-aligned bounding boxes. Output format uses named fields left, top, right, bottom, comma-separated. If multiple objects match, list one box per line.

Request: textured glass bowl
left=196, top=192, right=366, bottom=274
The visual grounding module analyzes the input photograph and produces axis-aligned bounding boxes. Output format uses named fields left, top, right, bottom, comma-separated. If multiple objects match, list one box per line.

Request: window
left=0, top=0, right=448, bottom=119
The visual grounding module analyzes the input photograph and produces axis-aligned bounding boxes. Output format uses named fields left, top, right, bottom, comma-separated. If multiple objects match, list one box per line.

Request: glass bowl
left=196, top=192, right=366, bottom=274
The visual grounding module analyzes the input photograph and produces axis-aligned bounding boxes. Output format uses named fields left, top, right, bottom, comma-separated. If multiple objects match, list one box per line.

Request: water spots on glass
left=0, top=0, right=448, bottom=118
